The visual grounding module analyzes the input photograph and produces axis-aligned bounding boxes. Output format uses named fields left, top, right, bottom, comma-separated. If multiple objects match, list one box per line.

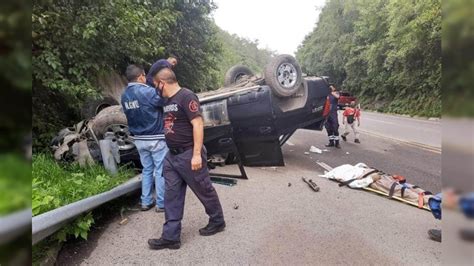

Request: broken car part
left=302, top=177, right=320, bottom=192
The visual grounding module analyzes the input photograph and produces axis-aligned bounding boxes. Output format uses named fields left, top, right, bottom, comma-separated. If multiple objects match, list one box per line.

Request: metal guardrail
left=0, top=208, right=32, bottom=245
left=32, top=175, right=141, bottom=245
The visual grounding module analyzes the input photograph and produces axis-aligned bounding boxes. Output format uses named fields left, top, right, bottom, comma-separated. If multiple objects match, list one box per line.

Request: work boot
left=199, top=222, right=226, bottom=236
left=155, top=206, right=165, bottom=213
left=341, top=135, right=347, bottom=142
left=325, top=140, right=335, bottom=147
left=148, top=238, right=181, bottom=250
left=355, top=138, right=360, bottom=143
left=335, top=140, right=341, bottom=149
left=140, top=203, right=154, bottom=211
left=428, top=229, right=441, bottom=242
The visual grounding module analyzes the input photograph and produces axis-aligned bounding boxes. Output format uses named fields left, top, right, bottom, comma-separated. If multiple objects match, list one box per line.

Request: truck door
left=227, top=86, right=284, bottom=166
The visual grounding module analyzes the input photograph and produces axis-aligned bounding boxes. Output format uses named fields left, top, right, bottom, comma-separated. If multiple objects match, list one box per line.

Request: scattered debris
left=289, top=150, right=294, bottom=152
left=210, top=176, right=237, bottom=187
left=304, top=152, right=310, bottom=155
left=288, top=182, right=292, bottom=187
left=286, top=141, right=295, bottom=146
left=309, top=146, right=322, bottom=154
left=233, top=203, right=239, bottom=210
left=302, top=177, right=320, bottom=192
left=119, top=218, right=128, bottom=225
left=271, top=167, right=277, bottom=171
left=346, top=152, right=350, bottom=155
left=322, top=149, right=329, bottom=152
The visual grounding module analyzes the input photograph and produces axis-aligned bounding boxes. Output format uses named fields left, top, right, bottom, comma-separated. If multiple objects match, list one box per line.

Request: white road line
left=363, top=112, right=441, bottom=125
left=363, top=117, right=398, bottom=125
left=358, top=129, right=441, bottom=154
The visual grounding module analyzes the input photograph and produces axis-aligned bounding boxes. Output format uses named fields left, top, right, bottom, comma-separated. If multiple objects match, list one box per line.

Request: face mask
left=155, top=81, right=165, bottom=97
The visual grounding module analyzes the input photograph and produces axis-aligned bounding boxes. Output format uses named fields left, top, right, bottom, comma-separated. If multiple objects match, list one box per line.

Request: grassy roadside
left=0, top=154, right=31, bottom=215
left=0, top=155, right=31, bottom=266
left=32, top=154, right=134, bottom=217
left=32, top=154, right=136, bottom=264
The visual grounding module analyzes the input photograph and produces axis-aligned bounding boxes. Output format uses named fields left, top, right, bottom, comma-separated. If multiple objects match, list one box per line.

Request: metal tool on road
left=302, top=177, right=320, bottom=192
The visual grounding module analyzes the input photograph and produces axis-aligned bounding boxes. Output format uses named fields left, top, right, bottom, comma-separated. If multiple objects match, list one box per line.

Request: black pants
left=161, top=147, right=224, bottom=241
left=325, top=112, right=340, bottom=141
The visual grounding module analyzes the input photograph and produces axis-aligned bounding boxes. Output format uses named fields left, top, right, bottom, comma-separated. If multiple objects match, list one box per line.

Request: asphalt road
left=358, top=111, right=441, bottom=149
left=57, top=113, right=442, bottom=265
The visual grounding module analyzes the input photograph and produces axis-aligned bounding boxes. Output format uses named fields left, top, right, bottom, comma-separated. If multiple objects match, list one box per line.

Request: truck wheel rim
left=277, top=63, right=297, bottom=88
left=105, top=124, right=135, bottom=150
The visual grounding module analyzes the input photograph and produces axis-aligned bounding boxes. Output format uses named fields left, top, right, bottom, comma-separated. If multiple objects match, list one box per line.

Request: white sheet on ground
left=319, top=163, right=375, bottom=188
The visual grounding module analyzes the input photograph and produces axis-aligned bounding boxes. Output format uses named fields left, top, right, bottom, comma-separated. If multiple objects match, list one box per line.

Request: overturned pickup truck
left=52, top=55, right=331, bottom=169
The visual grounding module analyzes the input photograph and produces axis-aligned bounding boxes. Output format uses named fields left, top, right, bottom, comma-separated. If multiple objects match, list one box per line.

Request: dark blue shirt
left=146, top=59, right=172, bottom=87
left=121, top=82, right=165, bottom=139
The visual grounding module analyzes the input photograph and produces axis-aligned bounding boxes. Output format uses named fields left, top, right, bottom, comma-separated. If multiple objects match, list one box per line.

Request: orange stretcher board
left=316, top=162, right=431, bottom=212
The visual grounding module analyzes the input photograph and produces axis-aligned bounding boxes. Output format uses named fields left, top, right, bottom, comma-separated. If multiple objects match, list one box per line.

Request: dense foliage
left=0, top=0, right=31, bottom=152
left=32, top=154, right=133, bottom=240
left=33, top=0, right=220, bottom=95
left=32, top=0, right=220, bottom=149
left=215, top=28, right=275, bottom=82
left=443, top=0, right=474, bottom=117
left=296, top=0, right=441, bottom=117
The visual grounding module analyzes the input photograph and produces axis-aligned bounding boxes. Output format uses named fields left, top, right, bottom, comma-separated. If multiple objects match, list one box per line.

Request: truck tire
left=88, top=105, right=135, bottom=152
left=81, top=96, right=119, bottom=119
left=224, top=65, right=254, bottom=87
left=264, top=55, right=302, bottom=97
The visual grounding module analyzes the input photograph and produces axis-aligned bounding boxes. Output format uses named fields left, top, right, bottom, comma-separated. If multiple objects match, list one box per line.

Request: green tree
left=297, top=0, right=441, bottom=117
left=442, top=0, right=474, bottom=117
left=32, top=0, right=221, bottom=149
left=215, top=28, right=275, bottom=84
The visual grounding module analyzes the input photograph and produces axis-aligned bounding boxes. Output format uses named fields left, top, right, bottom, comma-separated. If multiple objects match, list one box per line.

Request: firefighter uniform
left=324, top=92, right=341, bottom=148
left=160, top=87, right=225, bottom=242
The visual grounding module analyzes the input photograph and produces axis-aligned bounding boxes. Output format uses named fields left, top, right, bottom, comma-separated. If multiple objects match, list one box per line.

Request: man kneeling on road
left=121, top=65, right=168, bottom=212
left=148, top=68, right=225, bottom=250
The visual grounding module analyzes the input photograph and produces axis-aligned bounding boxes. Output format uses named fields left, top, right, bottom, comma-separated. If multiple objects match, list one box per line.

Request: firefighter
left=147, top=68, right=225, bottom=250
left=324, top=85, right=341, bottom=148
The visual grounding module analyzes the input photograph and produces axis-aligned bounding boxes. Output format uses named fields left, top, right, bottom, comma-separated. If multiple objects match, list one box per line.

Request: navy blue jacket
left=121, top=82, right=165, bottom=140
left=146, top=59, right=172, bottom=87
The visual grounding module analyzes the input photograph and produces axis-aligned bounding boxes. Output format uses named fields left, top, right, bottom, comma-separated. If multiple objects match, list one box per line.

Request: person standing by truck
left=121, top=65, right=168, bottom=212
left=147, top=68, right=225, bottom=250
left=325, top=85, right=341, bottom=148
left=341, top=101, right=361, bottom=143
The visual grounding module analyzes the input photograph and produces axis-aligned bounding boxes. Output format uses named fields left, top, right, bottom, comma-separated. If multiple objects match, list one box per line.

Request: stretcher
left=316, top=161, right=431, bottom=211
